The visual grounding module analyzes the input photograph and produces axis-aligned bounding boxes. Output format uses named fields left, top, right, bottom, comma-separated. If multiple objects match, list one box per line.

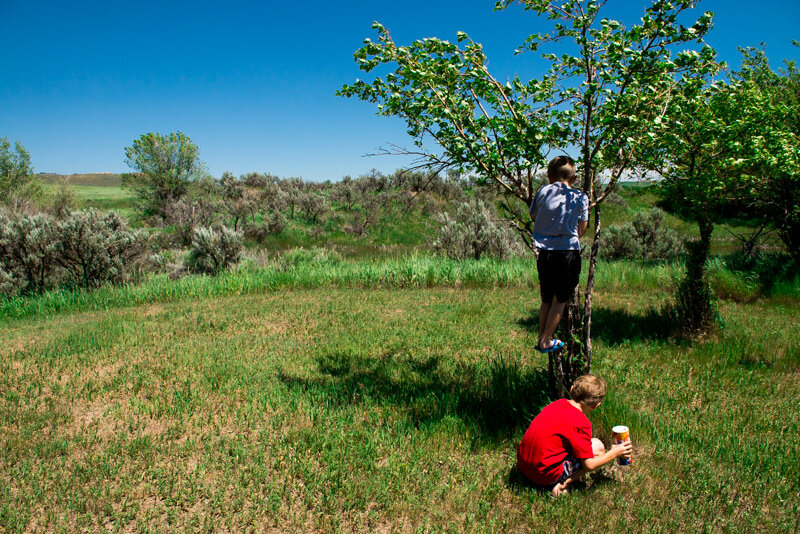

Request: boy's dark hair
left=547, top=155, right=577, bottom=182
left=570, top=374, right=606, bottom=406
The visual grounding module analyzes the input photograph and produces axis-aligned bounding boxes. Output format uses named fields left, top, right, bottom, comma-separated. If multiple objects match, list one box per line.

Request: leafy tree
left=649, top=78, right=765, bottom=335
left=734, top=46, right=800, bottom=262
left=123, top=131, right=207, bottom=219
left=339, top=0, right=715, bottom=394
left=0, top=136, right=40, bottom=208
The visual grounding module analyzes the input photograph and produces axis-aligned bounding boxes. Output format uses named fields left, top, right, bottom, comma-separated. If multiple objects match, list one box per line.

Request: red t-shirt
left=516, top=398, right=594, bottom=485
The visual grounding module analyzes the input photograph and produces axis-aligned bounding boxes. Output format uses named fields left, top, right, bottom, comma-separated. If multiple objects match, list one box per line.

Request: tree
left=339, top=0, right=716, bottom=395
left=734, top=46, right=800, bottom=262
left=123, top=131, right=207, bottom=219
left=0, top=136, right=40, bottom=208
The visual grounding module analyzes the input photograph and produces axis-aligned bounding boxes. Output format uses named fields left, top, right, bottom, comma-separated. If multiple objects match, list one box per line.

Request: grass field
left=2, top=260, right=798, bottom=532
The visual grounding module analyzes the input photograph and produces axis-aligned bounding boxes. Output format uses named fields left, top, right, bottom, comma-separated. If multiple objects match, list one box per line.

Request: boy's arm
left=581, top=440, right=631, bottom=471
left=555, top=440, right=632, bottom=493
left=577, top=220, right=589, bottom=237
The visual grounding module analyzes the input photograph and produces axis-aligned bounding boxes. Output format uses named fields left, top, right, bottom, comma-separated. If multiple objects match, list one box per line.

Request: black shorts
left=537, top=249, right=581, bottom=303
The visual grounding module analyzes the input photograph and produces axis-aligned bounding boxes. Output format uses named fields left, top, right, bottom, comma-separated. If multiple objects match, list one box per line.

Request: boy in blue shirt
left=530, top=155, right=589, bottom=353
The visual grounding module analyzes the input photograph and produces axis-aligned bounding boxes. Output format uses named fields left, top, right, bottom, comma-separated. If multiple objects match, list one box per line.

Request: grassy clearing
left=2, top=276, right=798, bottom=531
left=40, top=183, right=135, bottom=218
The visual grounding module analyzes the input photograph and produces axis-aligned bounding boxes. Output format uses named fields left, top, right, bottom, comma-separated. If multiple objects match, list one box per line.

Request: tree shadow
left=278, top=349, right=552, bottom=439
left=517, top=305, right=674, bottom=347
left=590, top=306, right=674, bottom=345
left=506, top=464, right=620, bottom=496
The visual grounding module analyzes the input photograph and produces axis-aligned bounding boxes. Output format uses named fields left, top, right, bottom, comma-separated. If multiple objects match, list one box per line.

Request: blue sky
left=1, top=0, right=798, bottom=181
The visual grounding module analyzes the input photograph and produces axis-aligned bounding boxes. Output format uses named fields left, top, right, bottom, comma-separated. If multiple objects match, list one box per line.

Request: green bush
left=602, top=209, right=683, bottom=261
left=55, top=209, right=149, bottom=288
left=243, top=212, right=286, bottom=243
left=185, top=226, right=243, bottom=275
left=0, top=212, right=59, bottom=295
left=432, top=199, right=525, bottom=260
left=0, top=209, right=147, bottom=296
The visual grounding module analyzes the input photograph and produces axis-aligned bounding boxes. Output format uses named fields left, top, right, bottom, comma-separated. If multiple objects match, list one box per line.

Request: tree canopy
left=123, top=132, right=207, bottom=219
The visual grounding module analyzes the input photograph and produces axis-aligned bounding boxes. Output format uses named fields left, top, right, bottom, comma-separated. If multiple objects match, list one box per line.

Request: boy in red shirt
left=517, top=374, right=632, bottom=496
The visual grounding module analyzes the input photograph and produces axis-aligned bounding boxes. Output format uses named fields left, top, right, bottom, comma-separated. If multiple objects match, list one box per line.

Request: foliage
left=0, top=211, right=59, bottom=295
left=123, top=132, right=207, bottom=219
left=185, top=225, right=243, bottom=275
left=0, top=209, right=148, bottom=296
left=733, top=47, right=800, bottom=261
left=340, top=0, right=717, bottom=391
left=53, top=209, right=149, bottom=289
left=602, top=209, right=683, bottom=261
left=0, top=136, right=40, bottom=208
left=242, top=212, right=286, bottom=243
left=433, top=199, right=525, bottom=260
left=48, top=177, right=77, bottom=219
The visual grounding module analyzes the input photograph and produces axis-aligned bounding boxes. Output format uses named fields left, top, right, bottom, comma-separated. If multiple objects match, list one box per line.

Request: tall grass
left=5, top=254, right=796, bottom=322
left=0, top=256, right=536, bottom=321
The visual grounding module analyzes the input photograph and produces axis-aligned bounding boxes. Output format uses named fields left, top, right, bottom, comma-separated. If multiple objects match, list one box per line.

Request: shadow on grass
left=507, top=464, right=620, bottom=496
left=590, top=306, right=674, bottom=345
left=516, top=306, right=674, bottom=346
left=278, top=349, right=551, bottom=438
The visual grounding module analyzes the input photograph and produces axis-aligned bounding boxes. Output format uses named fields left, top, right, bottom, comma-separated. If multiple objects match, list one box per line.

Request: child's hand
left=611, top=439, right=632, bottom=459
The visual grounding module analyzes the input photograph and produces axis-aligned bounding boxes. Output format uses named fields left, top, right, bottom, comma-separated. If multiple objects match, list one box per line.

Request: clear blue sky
left=1, top=0, right=798, bottom=181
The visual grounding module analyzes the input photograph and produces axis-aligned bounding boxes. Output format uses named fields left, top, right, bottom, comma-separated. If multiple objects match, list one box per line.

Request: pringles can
left=612, top=425, right=632, bottom=465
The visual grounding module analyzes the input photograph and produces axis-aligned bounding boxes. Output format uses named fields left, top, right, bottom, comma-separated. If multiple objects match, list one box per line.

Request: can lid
left=611, top=425, right=629, bottom=433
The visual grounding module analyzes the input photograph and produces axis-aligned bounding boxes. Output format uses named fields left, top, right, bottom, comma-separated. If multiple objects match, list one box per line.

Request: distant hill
left=38, top=172, right=123, bottom=187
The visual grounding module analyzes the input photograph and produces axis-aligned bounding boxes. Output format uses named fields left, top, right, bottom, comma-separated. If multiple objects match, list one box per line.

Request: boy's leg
left=538, top=300, right=551, bottom=342
left=539, top=296, right=565, bottom=349
left=553, top=439, right=606, bottom=496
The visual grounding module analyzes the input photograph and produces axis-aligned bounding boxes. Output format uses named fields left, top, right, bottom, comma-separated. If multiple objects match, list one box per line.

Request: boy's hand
left=611, top=439, right=632, bottom=459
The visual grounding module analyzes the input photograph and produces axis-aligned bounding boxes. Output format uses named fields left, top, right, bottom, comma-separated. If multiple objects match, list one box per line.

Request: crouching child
left=516, top=374, right=632, bottom=497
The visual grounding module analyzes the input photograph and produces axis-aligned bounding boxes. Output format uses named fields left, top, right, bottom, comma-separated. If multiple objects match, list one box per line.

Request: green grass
left=1, top=261, right=798, bottom=531
left=40, top=183, right=135, bottom=218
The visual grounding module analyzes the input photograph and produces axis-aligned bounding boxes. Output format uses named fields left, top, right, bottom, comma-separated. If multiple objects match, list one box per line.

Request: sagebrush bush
left=164, top=197, right=219, bottom=246
left=0, top=209, right=148, bottom=296
left=0, top=212, right=60, bottom=295
left=432, top=199, right=525, bottom=260
left=55, top=209, right=149, bottom=288
left=243, top=212, right=286, bottom=243
left=602, top=209, right=683, bottom=261
left=185, top=226, right=243, bottom=275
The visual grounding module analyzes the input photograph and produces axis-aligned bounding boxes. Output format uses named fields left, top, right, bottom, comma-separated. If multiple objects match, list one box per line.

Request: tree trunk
left=582, top=203, right=601, bottom=374
left=675, top=215, right=715, bottom=337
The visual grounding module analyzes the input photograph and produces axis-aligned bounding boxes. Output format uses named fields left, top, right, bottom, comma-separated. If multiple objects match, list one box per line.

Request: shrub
left=602, top=209, right=683, bottom=261
left=243, top=212, right=286, bottom=243
left=163, top=197, right=219, bottom=246
left=0, top=212, right=59, bottom=295
left=432, top=199, right=525, bottom=260
left=48, top=178, right=77, bottom=219
left=185, top=226, right=243, bottom=275
left=55, top=209, right=149, bottom=288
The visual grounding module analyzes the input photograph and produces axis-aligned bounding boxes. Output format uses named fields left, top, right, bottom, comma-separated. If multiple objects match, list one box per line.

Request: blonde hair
left=547, top=155, right=576, bottom=183
left=570, top=374, right=606, bottom=406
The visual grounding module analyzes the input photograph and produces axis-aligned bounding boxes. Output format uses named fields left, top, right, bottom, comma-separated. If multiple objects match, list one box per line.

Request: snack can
left=612, top=425, right=632, bottom=466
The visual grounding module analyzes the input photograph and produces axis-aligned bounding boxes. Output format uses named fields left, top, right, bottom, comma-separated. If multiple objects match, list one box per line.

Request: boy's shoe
left=539, top=339, right=564, bottom=353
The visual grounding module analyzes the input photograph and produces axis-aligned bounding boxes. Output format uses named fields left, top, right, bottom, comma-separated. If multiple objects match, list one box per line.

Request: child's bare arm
left=581, top=439, right=631, bottom=471
left=577, top=220, right=589, bottom=237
